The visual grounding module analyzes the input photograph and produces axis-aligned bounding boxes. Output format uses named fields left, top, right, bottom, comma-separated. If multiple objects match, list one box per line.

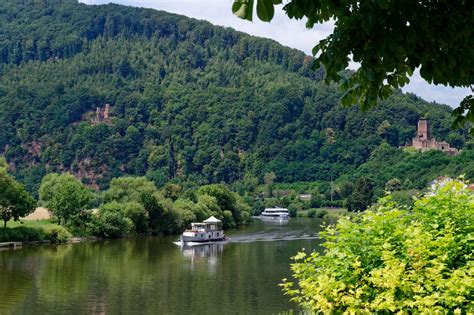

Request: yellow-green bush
left=281, top=179, right=473, bottom=313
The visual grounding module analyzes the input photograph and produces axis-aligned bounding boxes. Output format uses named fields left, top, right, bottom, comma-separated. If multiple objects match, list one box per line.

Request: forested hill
left=0, top=0, right=471, bottom=193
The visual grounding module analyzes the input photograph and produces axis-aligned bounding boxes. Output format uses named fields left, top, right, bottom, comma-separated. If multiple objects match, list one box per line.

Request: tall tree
left=0, top=163, right=36, bottom=228
left=39, top=173, right=93, bottom=225
left=263, top=172, right=276, bottom=197
left=348, top=177, right=373, bottom=212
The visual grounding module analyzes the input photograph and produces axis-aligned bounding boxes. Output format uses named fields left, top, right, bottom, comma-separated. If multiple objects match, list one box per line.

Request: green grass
left=297, top=207, right=348, bottom=218
left=6, top=219, right=60, bottom=230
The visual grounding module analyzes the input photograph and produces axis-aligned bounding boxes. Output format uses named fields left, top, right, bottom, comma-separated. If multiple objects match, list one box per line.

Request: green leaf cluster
left=232, top=0, right=474, bottom=129
left=282, top=179, right=474, bottom=313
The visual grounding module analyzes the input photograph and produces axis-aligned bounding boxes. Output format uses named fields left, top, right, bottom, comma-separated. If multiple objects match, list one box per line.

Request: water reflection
left=180, top=243, right=224, bottom=273
left=0, top=218, right=324, bottom=315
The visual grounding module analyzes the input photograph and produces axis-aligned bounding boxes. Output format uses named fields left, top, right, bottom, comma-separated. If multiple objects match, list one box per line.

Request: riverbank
left=1, top=219, right=80, bottom=245
left=297, top=207, right=348, bottom=219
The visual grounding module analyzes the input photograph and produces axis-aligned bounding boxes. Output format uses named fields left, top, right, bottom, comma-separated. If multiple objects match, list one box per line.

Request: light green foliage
left=39, top=173, right=93, bottom=225
left=197, top=184, right=238, bottom=224
left=281, top=180, right=474, bottom=313
left=0, top=167, right=36, bottom=228
left=123, top=202, right=149, bottom=234
left=222, top=210, right=236, bottom=228
left=172, top=199, right=197, bottom=231
left=104, top=177, right=158, bottom=203
left=232, top=0, right=474, bottom=129
left=88, top=203, right=132, bottom=238
left=195, top=194, right=221, bottom=221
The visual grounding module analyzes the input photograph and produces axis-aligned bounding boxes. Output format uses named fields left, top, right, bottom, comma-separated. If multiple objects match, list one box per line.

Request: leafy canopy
left=39, top=173, right=93, bottom=225
left=281, top=179, right=474, bottom=313
left=232, top=0, right=474, bottom=128
left=0, top=163, right=36, bottom=228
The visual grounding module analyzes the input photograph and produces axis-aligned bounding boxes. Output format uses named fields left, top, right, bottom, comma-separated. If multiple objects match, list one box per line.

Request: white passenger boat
left=178, top=216, right=226, bottom=244
left=259, top=207, right=289, bottom=221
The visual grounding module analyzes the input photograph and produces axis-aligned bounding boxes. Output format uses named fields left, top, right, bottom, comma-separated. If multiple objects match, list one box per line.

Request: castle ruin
left=91, top=104, right=111, bottom=125
left=404, top=119, right=458, bottom=155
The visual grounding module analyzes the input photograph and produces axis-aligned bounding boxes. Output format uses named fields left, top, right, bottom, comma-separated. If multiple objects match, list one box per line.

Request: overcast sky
left=80, top=0, right=470, bottom=107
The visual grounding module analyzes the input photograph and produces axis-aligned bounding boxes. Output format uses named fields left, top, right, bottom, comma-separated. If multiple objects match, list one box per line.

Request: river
left=0, top=218, right=325, bottom=314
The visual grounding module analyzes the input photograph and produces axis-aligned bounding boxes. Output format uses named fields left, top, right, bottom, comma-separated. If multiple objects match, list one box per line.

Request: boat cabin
left=181, top=216, right=225, bottom=243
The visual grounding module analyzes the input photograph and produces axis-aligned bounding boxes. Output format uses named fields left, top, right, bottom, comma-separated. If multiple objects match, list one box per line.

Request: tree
left=348, top=177, right=373, bottom=211
left=263, top=172, right=276, bottom=197
left=39, top=173, right=93, bottom=225
left=123, top=202, right=149, bottom=234
left=104, top=177, right=158, bottom=203
left=232, top=0, right=474, bottom=129
left=281, top=179, right=473, bottom=313
left=0, top=168, right=36, bottom=228
left=385, top=178, right=402, bottom=192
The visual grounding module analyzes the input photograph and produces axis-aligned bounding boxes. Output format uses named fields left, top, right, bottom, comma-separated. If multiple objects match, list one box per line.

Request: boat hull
left=181, top=235, right=226, bottom=243
left=259, top=215, right=289, bottom=221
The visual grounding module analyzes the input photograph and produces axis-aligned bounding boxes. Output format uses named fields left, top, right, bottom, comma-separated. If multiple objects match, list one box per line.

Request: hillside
left=0, top=0, right=471, bottom=194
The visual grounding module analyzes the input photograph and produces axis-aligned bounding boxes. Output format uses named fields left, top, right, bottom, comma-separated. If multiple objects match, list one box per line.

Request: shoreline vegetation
left=282, top=178, right=474, bottom=313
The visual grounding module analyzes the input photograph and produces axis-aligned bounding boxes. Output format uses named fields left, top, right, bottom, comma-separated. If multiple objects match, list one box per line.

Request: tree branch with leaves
left=232, top=0, right=474, bottom=130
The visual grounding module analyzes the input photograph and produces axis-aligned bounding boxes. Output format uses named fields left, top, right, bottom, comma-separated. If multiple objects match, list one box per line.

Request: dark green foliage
left=348, top=177, right=373, bottom=212
left=0, top=225, right=70, bottom=243
left=314, top=209, right=328, bottom=219
left=287, top=203, right=301, bottom=217
left=123, top=202, right=149, bottom=234
left=0, top=226, right=45, bottom=242
left=0, top=0, right=470, bottom=196
left=0, top=163, right=36, bottom=228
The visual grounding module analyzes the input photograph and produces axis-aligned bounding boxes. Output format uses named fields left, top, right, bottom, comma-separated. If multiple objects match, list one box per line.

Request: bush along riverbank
left=2, top=171, right=253, bottom=244
left=0, top=224, right=71, bottom=244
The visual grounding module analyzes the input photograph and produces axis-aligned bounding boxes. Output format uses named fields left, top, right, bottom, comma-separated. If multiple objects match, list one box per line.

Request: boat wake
left=228, top=232, right=320, bottom=243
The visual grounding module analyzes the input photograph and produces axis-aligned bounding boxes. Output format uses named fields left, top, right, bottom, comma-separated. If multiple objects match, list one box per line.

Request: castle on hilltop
left=403, top=118, right=458, bottom=155
left=91, top=104, right=111, bottom=125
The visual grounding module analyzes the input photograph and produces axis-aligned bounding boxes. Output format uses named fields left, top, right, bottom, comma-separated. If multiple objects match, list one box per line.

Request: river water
left=0, top=218, right=324, bottom=314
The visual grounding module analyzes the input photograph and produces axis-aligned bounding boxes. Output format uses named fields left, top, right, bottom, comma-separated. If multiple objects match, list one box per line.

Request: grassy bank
left=297, top=207, right=348, bottom=219
left=0, top=219, right=71, bottom=243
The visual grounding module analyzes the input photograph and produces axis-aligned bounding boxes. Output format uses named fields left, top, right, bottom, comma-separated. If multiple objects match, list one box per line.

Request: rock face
left=404, top=119, right=459, bottom=155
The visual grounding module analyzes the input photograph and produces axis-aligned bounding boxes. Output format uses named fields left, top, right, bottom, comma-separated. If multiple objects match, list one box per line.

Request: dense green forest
left=0, top=0, right=472, bottom=196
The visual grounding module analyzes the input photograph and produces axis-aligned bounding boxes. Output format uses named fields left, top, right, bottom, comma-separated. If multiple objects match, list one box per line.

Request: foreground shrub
left=281, top=179, right=474, bottom=313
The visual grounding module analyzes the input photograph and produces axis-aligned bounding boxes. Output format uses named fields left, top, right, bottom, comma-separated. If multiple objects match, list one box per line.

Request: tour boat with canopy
left=259, top=207, right=289, bottom=221
left=178, top=216, right=226, bottom=244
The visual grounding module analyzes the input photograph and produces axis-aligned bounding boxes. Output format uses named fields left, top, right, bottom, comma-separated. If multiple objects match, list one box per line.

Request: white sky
left=79, top=0, right=470, bottom=107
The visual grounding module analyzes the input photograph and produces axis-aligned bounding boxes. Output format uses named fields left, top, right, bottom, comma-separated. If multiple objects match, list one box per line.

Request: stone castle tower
left=417, top=118, right=430, bottom=141
left=406, top=118, right=458, bottom=155
left=92, top=104, right=111, bottom=125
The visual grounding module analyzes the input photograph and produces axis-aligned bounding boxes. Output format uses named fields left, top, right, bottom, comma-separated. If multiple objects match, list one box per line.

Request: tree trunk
left=3, top=220, right=6, bottom=229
